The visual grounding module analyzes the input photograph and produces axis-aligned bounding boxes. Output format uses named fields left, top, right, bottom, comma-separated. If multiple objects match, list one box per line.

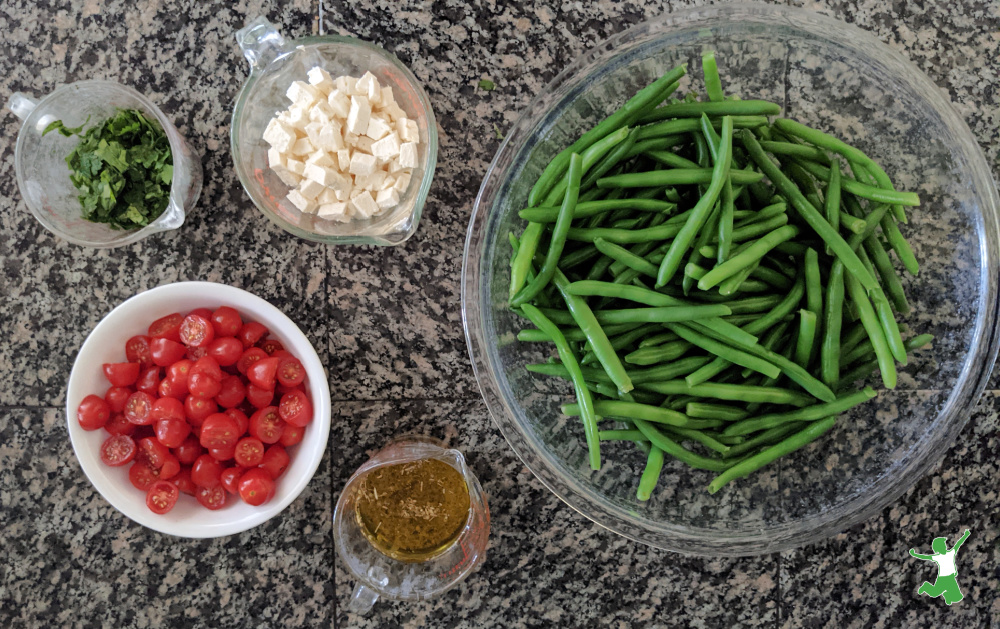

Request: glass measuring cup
left=334, top=438, right=490, bottom=614
left=6, top=81, right=203, bottom=248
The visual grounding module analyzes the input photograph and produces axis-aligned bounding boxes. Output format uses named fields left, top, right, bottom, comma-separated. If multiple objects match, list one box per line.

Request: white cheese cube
left=304, top=121, right=324, bottom=144
left=298, top=178, right=326, bottom=200
left=304, top=162, right=351, bottom=191
left=263, top=118, right=297, bottom=153
left=371, top=133, right=401, bottom=163
left=271, top=163, right=301, bottom=187
left=379, top=85, right=396, bottom=109
left=318, top=188, right=339, bottom=205
left=383, top=103, right=406, bottom=122
left=327, top=89, right=351, bottom=119
left=393, top=173, right=411, bottom=191
left=286, top=189, right=317, bottom=213
left=286, top=158, right=305, bottom=175
left=354, top=170, right=387, bottom=191
left=346, top=95, right=371, bottom=135
left=350, top=190, right=379, bottom=218
left=365, top=116, right=392, bottom=141
left=354, top=135, right=374, bottom=154
left=290, top=137, right=314, bottom=156
left=267, top=147, right=285, bottom=167
left=317, top=202, right=351, bottom=221
left=355, top=72, right=382, bottom=105
left=388, top=157, right=404, bottom=174
left=343, top=132, right=359, bottom=146
left=381, top=175, right=396, bottom=190
left=316, top=122, right=343, bottom=151
left=307, top=67, right=335, bottom=94
left=305, top=150, right=336, bottom=169
left=286, top=81, right=322, bottom=108
left=287, top=105, right=309, bottom=127
left=398, top=118, right=419, bottom=143
left=349, top=152, right=377, bottom=176
left=335, top=187, right=349, bottom=201
left=398, top=141, right=419, bottom=168
left=334, top=75, right=353, bottom=94
left=310, top=100, right=334, bottom=123
left=336, top=149, right=352, bottom=171
left=376, top=187, right=400, bottom=211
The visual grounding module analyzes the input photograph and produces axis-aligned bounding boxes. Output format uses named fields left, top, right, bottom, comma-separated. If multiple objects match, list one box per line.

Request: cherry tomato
left=188, top=372, right=222, bottom=399
left=224, top=408, right=249, bottom=435
left=138, top=436, right=171, bottom=468
left=158, top=375, right=188, bottom=399
left=249, top=406, right=285, bottom=444
left=260, top=338, right=284, bottom=355
left=186, top=346, right=208, bottom=361
left=236, top=347, right=268, bottom=375
left=238, top=468, right=276, bottom=506
left=103, top=362, right=140, bottom=387
left=276, top=357, right=305, bottom=387
left=129, top=461, right=159, bottom=491
left=184, top=396, right=217, bottom=426
left=199, top=413, right=240, bottom=450
left=190, top=356, right=223, bottom=381
left=150, top=338, right=186, bottom=367
left=260, top=444, right=290, bottom=479
left=125, top=335, right=153, bottom=365
left=166, top=359, right=194, bottom=381
left=238, top=321, right=269, bottom=349
left=155, top=418, right=191, bottom=448
left=216, top=375, right=246, bottom=408
left=245, top=383, right=274, bottom=409
left=124, top=391, right=155, bottom=426
left=189, top=307, right=213, bottom=320
left=207, top=337, right=243, bottom=366
left=174, top=435, right=203, bottom=465
left=247, top=357, right=280, bottom=390
left=208, top=443, right=236, bottom=462
left=151, top=397, right=185, bottom=423
left=279, top=424, right=304, bottom=447
left=197, top=484, right=227, bottom=510
left=159, top=453, right=180, bottom=479
left=220, top=467, right=242, bottom=494
left=179, top=314, right=215, bottom=348
left=100, top=434, right=136, bottom=467
left=135, top=366, right=162, bottom=396
left=146, top=480, right=179, bottom=514
left=105, top=413, right=136, bottom=436
left=278, top=389, right=313, bottom=427
left=173, top=467, right=196, bottom=495
left=191, top=454, right=223, bottom=487
left=148, top=313, right=184, bottom=342
left=270, top=350, right=294, bottom=361
left=233, top=437, right=265, bottom=467
left=211, top=306, right=242, bottom=338
left=104, top=386, right=133, bottom=413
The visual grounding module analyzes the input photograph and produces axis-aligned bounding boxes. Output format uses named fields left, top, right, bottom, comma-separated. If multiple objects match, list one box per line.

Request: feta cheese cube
left=371, top=133, right=401, bottom=162
left=271, top=163, right=301, bottom=187
left=309, top=101, right=334, bottom=124
left=343, top=132, right=359, bottom=146
left=349, top=152, right=377, bottom=176
left=307, top=67, right=335, bottom=94
left=286, top=189, right=317, bottom=213
left=383, top=103, right=407, bottom=122
left=305, top=151, right=336, bottom=169
left=286, top=158, right=305, bottom=175
left=318, top=188, right=339, bottom=205
left=298, top=178, right=326, bottom=200
left=376, top=187, right=400, bottom=211
left=317, top=202, right=351, bottom=221
left=327, top=89, right=351, bottom=119
left=379, top=85, right=396, bottom=109
left=389, top=157, right=405, bottom=174
left=355, top=72, right=382, bottom=105
left=315, top=122, right=343, bottom=151
left=290, top=137, right=314, bottom=156
left=381, top=175, right=396, bottom=190
left=354, top=170, right=387, bottom=191
left=336, top=149, right=352, bottom=171
left=335, top=187, right=349, bottom=201
left=350, top=190, right=379, bottom=218
left=393, top=173, right=411, bottom=191
left=346, top=95, right=371, bottom=135
left=365, top=116, right=392, bottom=141
left=304, top=162, right=350, bottom=191
left=398, top=118, right=419, bottom=143
left=286, top=81, right=322, bottom=108
left=263, top=118, right=297, bottom=153
left=399, top=141, right=419, bottom=168
left=304, top=121, right=324, bottom=144
left=334, top=75, right=353, bottom=94
left=267, top=147, right=285, bottom=167
left=354, top=135, right=374, bottom=154
left=287, top=105, right=309, bottom=127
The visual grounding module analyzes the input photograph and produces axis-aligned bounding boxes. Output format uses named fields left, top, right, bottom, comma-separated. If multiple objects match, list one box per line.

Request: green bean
left=844, top=271, right=896, bottom=388
left=639, top=380, right=816, bottom=406
left=863, top=236, right=910, bottom=315
left=804, top=247, right=823, bottom=316
left=663, top=426, right=731, bottom=454
left=881, top=210, right=920, bottom=275
left=722, top=422, right=804, bottom=458
left=723, top=294, right=786, bottom=315
left=634, top=115, right=769, bottom=141
left=856, top=245, right=907, bottom=363
left=599, top=429, right=648, bottom=442
left=728, top=213, right=789, bottom=242
left=624, top=135, right=688, bottom=159
left=527, top=354, right=710, bottom=386
left=638, top=330, right=680, bottom=348
left=594, top=238, right=659, bottom=279
left=820, top=261, right=845, bottom=388
left=709, top=417, right=837, bottom=493
left=580, top=127, right=641, bottom=190
left=759, top=140, right=831, bottom=165
left=740, top=336, right=836, bottom=402
left=639, top=99, right=781, bottom=123
left=560, top=400, right=718, bottom=429
left=597, top=167, right=762, bottom=189
left=697, top=225, right=799, bottom=290
left=637, top=446, right=665, bottom=500
left=541, top=128, right=629, bottom=207
left=751, top=265, right=793, bottom=290
left=609, top=240, right=664, bottom=276
left=786, top=160, right=825, bottom=210
left=718, top=178, right=736, bottom=264
left=566, top=217, right=687, bottom=244
left=564, top=280, right=683, bottom=307
left=795, top=309, right=818, bottom=368
left=690, top=318, right=760, bottom=348
left=624, top=341, right=693, bottom=365
left=682, top=199, right=721, bottom=295
left=685, top=402, right=750, bottom=421
left=509, top=223, right=545, bottom=300
left=518, top=320, right=639, bottom=342
left=519, top=198, right=675, bottom=223
left=664, top=322, right=780, bottom=380
left=590, top=304, right=732, bottom=325
left=645, top=150, right=701, bottom=169
left=723, top=387, right=874, bottom=436
left=792, top=158, right=920, bottom=207
left=732, top=202, right=787, bottom=228
left=685, top=263, right=707, bottom=280
left=703, top=50, right=724, bottom=102
left=632, top=419, right=732, bottom=471
left=823, top=160, right=842, bottom=241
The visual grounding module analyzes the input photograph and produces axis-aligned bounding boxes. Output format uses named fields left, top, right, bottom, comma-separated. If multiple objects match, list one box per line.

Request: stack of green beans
left=509, top=52, right=933, bottom=496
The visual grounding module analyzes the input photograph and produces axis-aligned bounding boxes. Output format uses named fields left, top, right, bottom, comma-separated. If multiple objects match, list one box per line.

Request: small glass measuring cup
left=6, top=81, right=203, bottom=248
left=334, top=437, right=490, bottom=614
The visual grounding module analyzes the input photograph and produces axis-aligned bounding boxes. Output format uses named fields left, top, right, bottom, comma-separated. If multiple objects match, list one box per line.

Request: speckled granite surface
left=1, top=0, right=998, bottom=627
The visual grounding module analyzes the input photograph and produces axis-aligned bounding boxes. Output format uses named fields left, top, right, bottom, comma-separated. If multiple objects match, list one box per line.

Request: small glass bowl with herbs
left=7, top=80, right=202, bottom=248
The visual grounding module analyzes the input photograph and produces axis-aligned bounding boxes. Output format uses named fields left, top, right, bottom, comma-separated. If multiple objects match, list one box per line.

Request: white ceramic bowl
left=65, top=282, right=331, bottom=538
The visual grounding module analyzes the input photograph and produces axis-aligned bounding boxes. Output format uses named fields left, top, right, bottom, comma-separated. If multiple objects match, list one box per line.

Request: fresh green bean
left=820, top=261, right=845, bottom=388
left=759, top=140, right=831, bottom=164
left=824, top=160, right=842, bottom=240
left=664, top=322, right=780, bottom=380
left=599, top=429, right=648, bottom=442
left=728, top=214, right=789, bottom=243
left=697, top=225, right=799, bottom=290
left=561, top=400, right=719, bottom=429
left=594, top=238, right=659, bottom=279
left=637, top=446, right=665, bottom=500
left=624, top=341, right=693, bottom=365
left=638, top=380, right=816, bottom=407
left=732, top=202, right=787, bottom=228
left=685, top=402, right=750, bottom=421
left=566, top=217, right=688, bottom=244
left=795, top=309, right=818, bottom=368
left=856, top=245, right=907, bottom=363
left=723, top=388, right=874, bottom=436
left=580, top=127, right=641, bottom=190
left=703, top=50, right=724, bottom=102
left=519, top=198, right=675, bottom=223
left=792, top=158, right=921, bottom=207
left=564, top=280, right=683, bottom=307
left=722, top=422, right=805, bottom=458
left=590, top=304, right=732, bottom=325
left=863, top=236, right=910, bottom=315
left=632, top=419, right=732, bottom=471
left=722, top=294, right=786, bottom=315
left=597, top=167, right=762, bottom=189
left=639, top=100, right=781, bottom=123
left=751, top=265, right=793, bottom=290
left=645, top=150, right=701, bottom=169
left=509, top=222, right=544, bottom=300
left=664, top=426, right=731, bottom=454
left=844, top=271, right=896, bottom=388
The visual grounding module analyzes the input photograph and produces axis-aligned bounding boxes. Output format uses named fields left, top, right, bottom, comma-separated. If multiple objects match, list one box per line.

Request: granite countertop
left=2, top=0, right=998, bottom=627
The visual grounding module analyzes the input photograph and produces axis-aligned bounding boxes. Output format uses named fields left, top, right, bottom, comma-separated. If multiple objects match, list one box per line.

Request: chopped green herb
left=493, top=123, right=504, bottom=140
left=43, top=109, right=173, bottom=230
left=478, top=79, right=496, bottom=91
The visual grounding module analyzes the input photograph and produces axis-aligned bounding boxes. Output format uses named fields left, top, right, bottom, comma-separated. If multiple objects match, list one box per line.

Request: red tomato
left=191, top=454, right=223, bottom=487
left=138, top=436, right=171, bottom=468
left=150, top=338, right=186, bottom=366
left=184, top=396, right=218, bottom=426
left=173, top=467, right=196, bottom=495
left=148, top=313, right=184, bottom=342
left=211, top=306, right=242, bottom=338
left=124, top=391, right=155, bottom=426
left=189, top=307, right=213, bottom=320
left=196, top=484, right=227, bottom=510
left=135, top=366, right=162, bottom=395
left=129, top=461, right=160, bottom=490
left=279, top=424, right=304, bottom=447
left=220, top=467, right=242, bottom=494
left=125, top=335, right=153, bottom=365
left=239, top=468, right=275, bottom=506
left=179, top=314, right=215, bottom=348
left=105, top=413, right=136, bottom=436
left=186, top=346, right=208, bottom=361
left=270, top=349, right=294, bottom=361
left=190, top=356, right=223, bottom=381
left=276, top=357, right=306, bottom=387
left=208, top=444, right=236, bottom=462
left=260, top=338, right=284, bottom=355
left=260, top=445, right=290, bottom=479
left=216, top=375, right=246, bottom=408
left=238, top=321, right=269, bottom=349
left=166, top=359, right=193, bottom=381
left=245, top=383, right=274, bottom=409
left=224, top=408, right=249, bottom=435
left=278, top=389, right=313, bottom=427
left=188, top=373, right=222, bottom=399
left=174, top=435, right=203, bottom=465
left=159, top=453, right=180, bottom=479
left=247, top=357, right=280, bottom=390
left=103, top=362, right=140, bottom=387
left=249, top=406, right=285, bottom=444
left=207, top=337, right=243, bottom=366
left=199, top=413, right=240, bottom=450
left=104, top=386, right=133, bottom=413
left=236, top=347, right=268, bottom=375
left=233, top=437, right=265, bottom=467
left=158, top=375, right=188, bottom=399
left=151, top=397, right=185, bottom=423
left=100, top=434, right=136, bottom=466
left=146, top=480, right=179, bottom=514
left=155, top=418, right=191, bottom=448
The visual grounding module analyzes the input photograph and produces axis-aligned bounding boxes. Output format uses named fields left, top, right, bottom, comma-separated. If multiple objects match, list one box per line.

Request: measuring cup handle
left=235, top=16, right=289, bottom=72
left=347, top=583, right=379, bottom=615
left=7, top=93, right=39, bottom=121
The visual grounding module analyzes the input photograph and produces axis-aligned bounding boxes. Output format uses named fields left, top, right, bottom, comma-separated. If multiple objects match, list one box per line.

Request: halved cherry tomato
left=260, top=444, right=290, bottom=479
left=224, top=408, right=249, bottom=435
left=236, top=347, right=268, bottom=375
left=211, top=306, right=243, bottom=338
left=278, top=389, right=313, bottom=427
left=190, top=356, right=223, bottom=381
left=150, top=338, right=186, bottom=366
left=207, top=337, right=243, bottom=366
left=103, top=362, right=140, bottom=387
left=260, top=338, right=284, bottom=355
left=276, top=357, right=305, bottom=387
left=199, top=413, right=240, bottom=450
left=208, top=443, right=236, bottom=462
left=238, top=468, right=275, bottom=506
left=270, top=350, right=294, bottom=361
left=151, top=397, right=185, bottom=423
left=238, top=321, right=269, bottom=349
left=158, top=375, right=188, bottom=399
left=135, top=366, right=162, bottom=396
left=184, top=396, right=217, bottom=426
left=104, top=386, right=133, bottom=413
left=249, top=406, right=285, bottom=444
left=148, top=313, right=184, bottom=342
left=166, top=359, right=193, bottom=381
left=125, top=335, right=153, bottom=365
left=124, top=391, right=155, bottom=426
left=245, top=383, right=274, bottom=409
left=279, top=424, right=304, bottom=447
left=146, top=480, right=179, bottom=514
left=220, top=467, right=242, bottom=494
left=159, top=453, right=180, bottom=479
left=188, top=372, right=222, bottom=399
left=216, top=375, right=246, bottom=409
left=173, top=467, right=196, bottom=495
left=186, top=346, right=208, bottom=361
left=174, top=435, right=203, bottom=465
left=138, top=436, right=171, bottom=468
left=155, top=418, right=191, bottom=448
left=129, top=460, right=159, bottom=490
left=180, top=314, right=215, bottom=348
left=247, top=357, right=281, bottom=390
left=197, top=484, right=227, bottom=510
left=105, top=413, right=136, bottom=436
left=100, top=434, right=136, bottom=466
left=233, top=437, right=265, bottom=467
left=189, top=307, right=213, bottom=320
left=191, top=454, right=224, bottom=487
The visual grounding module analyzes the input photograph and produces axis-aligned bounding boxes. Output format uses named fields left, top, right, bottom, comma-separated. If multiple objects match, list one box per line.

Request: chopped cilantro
left=493, top=123, right=504, bottom=140
left=43, top=109, right=173, bottom=230
left=478, top=79, right=496, bottom=91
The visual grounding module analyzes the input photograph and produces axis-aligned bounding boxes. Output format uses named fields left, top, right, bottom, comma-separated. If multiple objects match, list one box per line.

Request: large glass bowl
left=462, top=4, right=1000, bottom=555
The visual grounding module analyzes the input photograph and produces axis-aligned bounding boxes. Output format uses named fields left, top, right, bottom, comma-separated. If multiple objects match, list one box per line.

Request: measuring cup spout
left=348, top=584, right=380, bottom=615
left=235, top=16, right=289, bottom=72
left=7, top=92, right=39, bottom=121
